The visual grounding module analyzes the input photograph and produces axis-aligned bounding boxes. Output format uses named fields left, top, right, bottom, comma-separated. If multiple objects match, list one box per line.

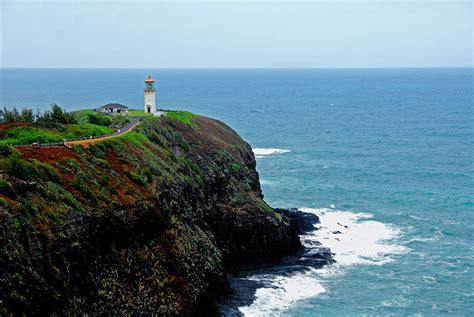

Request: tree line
left=0, top=104, right=76, bottom=125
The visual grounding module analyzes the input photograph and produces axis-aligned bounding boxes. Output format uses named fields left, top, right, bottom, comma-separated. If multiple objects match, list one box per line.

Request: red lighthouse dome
left=145, top=75, right=155, bottom=83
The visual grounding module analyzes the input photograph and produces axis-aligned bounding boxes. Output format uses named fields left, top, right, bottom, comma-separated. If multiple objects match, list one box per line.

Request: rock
left=275, top=208, right=320, bottom=234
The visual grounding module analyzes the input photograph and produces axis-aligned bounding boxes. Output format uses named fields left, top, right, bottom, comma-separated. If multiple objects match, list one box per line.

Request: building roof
left=100, top=103, right=128, bottom=109
left=145, top=75, right=155, bottom=83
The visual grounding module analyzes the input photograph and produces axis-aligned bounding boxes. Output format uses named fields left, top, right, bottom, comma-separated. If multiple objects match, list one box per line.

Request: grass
left=0, top=126, right=62, bottom=146
left=166, top=111, right=196, bottom=126
left=0, top=123, right=112, bottom=146
left=63, top=124, right=112, bottom=138
left=127, top=109, right=155, bottom=117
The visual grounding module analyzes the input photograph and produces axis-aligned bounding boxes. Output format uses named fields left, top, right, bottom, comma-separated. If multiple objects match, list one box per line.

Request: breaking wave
left=252, top=148, right=291, bottom=158
left=239, top=207, right=408, bottom=316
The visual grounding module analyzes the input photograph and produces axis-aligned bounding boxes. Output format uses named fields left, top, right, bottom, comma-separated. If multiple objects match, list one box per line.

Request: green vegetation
left=0, top=105, right=115, bottom=146
left=44, top=104, right=77, bottom=124
left=0, top=124, right=112, bottom=146
left=63, top=124, right=113, bottom=138
left=72, top=109, right=97, bottom=123
left=0, top=126, right=60, bottom=146
left=227, top=162, right=241, bottom=171
left=0, top=179, right=16, bottom=198
left=119, top=131, right=149, bottom=144
left=127, top=109, right=155, bottom=117
left=0, top=153, right=59, bottom=182
left=166, top=111, right=196, bottom=126
left=0, top=107, right=34, bottom=123
left=1, top=104, right=76, bottom=124
left=74, top=109, right=133, bottom=127
left=87, top=112, right=112, bottom=126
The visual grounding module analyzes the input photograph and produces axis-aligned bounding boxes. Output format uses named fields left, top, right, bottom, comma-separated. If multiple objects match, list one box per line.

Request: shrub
left=62, top=158, right=81, bottom=171
left=94, top=158, right=110, bottom=169
left=72, top=177, right=97, bottom=202
left=274, top=211, right=282, bottom=222
left=128, top=171, right=146, bottom=186
left=31, top=159, right=60, bottom=182
left=0, top=179, right=16, bottom=198
left=0, top=154, right=59, bottom=182
left=0, top=144, right=13, bottom=157
left=87, top=112, right=112, bottom=126
left=12, top=217, right=21, bottom=229
left=227, top=162, right=241, bottom=171
left=0, top=198, right=8, bottom=207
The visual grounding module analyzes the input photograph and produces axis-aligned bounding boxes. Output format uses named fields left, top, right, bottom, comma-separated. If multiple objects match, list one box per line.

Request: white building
left=144, top=75, right=156, bottom=114
left=98, top=103, right=128, bottom=114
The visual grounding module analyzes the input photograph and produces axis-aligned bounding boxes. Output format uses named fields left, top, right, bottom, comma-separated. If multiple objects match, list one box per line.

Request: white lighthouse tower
left=144, top=75, right=156, bottom=114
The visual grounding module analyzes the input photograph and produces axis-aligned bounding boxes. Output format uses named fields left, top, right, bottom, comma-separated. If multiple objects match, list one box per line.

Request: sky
left=0, top=0, right=472, bottom=68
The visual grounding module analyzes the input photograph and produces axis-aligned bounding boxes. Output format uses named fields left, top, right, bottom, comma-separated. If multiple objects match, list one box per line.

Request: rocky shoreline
left=216, top=208, right=334, bottom=316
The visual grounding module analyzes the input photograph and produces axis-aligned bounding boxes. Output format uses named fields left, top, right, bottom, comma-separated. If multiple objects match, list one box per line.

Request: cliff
left=0, top=114, right=303, bottom=315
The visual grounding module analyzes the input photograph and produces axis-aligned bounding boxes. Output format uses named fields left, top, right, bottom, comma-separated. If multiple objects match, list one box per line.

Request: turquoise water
left=1, top=68, right=473, bottom=315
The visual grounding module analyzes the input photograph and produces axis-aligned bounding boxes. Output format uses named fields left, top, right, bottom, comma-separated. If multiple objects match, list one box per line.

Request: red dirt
left=0, top=194, right=17, bottom=205
left=17, top=147, right=79, bottom=163
left=104, top=149, right=141, bottom=205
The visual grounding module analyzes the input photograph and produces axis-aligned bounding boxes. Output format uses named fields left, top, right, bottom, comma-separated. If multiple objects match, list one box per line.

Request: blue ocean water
left=1, top=68, right=473, bottom=315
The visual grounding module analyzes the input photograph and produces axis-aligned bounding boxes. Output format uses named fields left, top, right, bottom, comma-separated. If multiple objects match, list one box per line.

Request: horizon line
left=1, top=66, right=473, bottom=70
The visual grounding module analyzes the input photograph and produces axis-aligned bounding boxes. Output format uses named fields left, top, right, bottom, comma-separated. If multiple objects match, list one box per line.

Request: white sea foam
left=239, top=268, right=326, bottom=316
left=252, top=148, right=290, bottom=158
left=301, top=207, right=408, bottom=266
left=239, top=207, right=408, bottom=316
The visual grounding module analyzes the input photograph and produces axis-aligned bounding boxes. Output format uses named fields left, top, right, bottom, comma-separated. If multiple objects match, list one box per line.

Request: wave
left=239, top=268, right=326, bottom=316
left=301, top=207, right=408, bottom=266
left=239, top=207, right=408, bottom=315
left=252, top=148, right=290, bottom=158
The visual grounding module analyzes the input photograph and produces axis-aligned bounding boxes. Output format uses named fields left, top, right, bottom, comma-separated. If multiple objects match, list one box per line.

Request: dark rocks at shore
left=216, top=275, right=263, bottom=316
left=216, top=208, right=335, bottom=315
left=275, top=208, right=320, bottom=234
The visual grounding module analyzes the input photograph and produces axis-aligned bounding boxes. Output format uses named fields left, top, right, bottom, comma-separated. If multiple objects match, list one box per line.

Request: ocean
left=1, top=68, right=473, bottom=315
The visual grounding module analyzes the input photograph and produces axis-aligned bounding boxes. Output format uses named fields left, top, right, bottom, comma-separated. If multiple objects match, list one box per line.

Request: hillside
left=0, top=113, right=305, bottom=315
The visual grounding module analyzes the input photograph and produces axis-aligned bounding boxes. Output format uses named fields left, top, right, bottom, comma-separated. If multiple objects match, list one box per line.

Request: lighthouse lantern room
left=144, top=75, right=156, bottom=114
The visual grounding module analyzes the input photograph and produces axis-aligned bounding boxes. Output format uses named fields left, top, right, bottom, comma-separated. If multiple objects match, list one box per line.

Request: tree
left=1, top=107, right=20, bottom=123
left=87, top=112, right=112, bottom=126
left=36, top=104, right=76, bottom=125
left=19, top=108, right=34, bottom=123
left=51, top=103, right=76, bottom=124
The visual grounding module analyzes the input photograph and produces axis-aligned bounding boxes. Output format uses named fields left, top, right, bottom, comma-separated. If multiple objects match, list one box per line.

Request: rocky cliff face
left=0, top=115, right=303, bottom=315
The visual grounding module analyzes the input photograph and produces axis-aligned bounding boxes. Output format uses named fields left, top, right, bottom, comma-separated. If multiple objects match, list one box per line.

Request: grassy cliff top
left=0, top=106, right=196, bottom=147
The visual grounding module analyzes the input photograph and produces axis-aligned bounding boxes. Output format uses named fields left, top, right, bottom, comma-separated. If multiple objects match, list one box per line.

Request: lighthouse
left=144, top=75, right=156, bottom=114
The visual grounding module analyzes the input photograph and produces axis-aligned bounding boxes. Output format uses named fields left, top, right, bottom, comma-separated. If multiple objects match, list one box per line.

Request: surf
left=238, top=207, right=408, bottom=315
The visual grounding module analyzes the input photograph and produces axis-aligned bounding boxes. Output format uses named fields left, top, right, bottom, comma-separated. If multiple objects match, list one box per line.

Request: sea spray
left=252, top=148, right=291, bottom=158
left=239, top=207, right=408, bottom=315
